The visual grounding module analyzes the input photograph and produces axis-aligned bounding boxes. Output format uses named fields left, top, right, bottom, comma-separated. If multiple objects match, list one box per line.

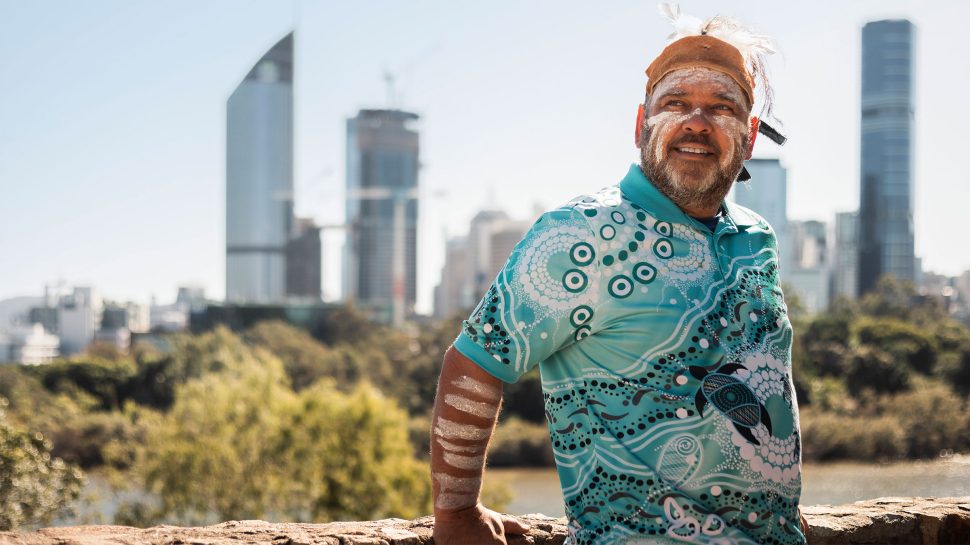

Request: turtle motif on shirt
left=689, top=358, right=773, bottom=446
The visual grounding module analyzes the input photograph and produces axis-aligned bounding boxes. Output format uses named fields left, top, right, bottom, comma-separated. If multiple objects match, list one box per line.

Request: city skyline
left=2, top=1, right=969, bottom=313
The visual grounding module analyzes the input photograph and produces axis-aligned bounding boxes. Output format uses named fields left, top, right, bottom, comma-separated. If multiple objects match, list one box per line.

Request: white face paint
left=646, top=68, right=750, bottom=186
left=443, top=451, right=485, bottom=471
left=444, top=394, right=499, bottom=420
left=435, top=437, right=484, bottom=454
left=434, top=417, right=491, bottom=441
left=452, top=376, right=502, bottom=402
left=641, top=68, right=751, bottom=212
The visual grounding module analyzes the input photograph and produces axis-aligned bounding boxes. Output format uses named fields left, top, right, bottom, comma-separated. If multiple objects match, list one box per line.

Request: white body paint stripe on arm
left=434, top=417, right=490, bottom=441
left=444, top=394, right=498, bottom=419
left=452, top=375, right=502, bottom=401
left=435, top=437, right=484, bottom=454
left=433, top=473, right=481, bottom=493
left=443, top=451, right=485, bottom=471
left=435, top=492, right=478, bottom=510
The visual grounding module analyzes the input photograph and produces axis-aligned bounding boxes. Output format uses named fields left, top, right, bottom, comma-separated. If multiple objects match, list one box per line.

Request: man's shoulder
left=726, top=201, right=777, bottom=235
left=545, top=184, right=627, bottom=222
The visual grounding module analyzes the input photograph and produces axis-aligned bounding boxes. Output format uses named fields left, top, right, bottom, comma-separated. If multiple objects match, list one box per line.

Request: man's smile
left=670, top=144, right=717, bottom=160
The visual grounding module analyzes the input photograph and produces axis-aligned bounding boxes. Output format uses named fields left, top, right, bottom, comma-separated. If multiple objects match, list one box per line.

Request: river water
left=489, top=455, right=970, bottom=517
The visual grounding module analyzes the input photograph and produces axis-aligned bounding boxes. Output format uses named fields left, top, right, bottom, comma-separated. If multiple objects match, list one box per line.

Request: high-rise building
left=730, top=159, right=790, bottom=272
left=467, top=210, right=511, bottom=297
left=788, top=220, right=831, bottom=314
left=858, top=20, right=916, bottom=294
left=344, top=109, right=420, bottom=325
left=286, top=218, right=322, bottom=300
left=226, top=33, right=294, bottom=303
left=833, top=211, right=859, bottom=300
left=433, top=210, right=530, bottom=320
left=433, top=236, right=471, bottom=319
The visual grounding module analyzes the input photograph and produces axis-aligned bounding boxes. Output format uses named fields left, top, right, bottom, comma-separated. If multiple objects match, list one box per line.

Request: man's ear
left=635, top=104, right=645, bottom=147
left=746, top=116, right=759, bottom=160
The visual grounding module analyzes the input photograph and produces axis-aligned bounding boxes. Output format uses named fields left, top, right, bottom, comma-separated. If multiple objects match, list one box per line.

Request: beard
left=640, top=123, right=748, bottom=215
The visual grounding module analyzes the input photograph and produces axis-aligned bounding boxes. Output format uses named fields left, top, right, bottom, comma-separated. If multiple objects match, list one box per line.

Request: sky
left=1, top=0, right=968, bottom=314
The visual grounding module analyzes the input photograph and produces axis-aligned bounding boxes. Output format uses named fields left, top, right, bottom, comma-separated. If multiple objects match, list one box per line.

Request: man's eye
left=665, top=100, right=686, bottom=108
left=713, top=104, right=734, bottom=113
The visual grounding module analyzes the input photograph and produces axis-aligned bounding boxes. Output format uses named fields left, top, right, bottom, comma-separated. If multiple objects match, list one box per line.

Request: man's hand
left=433, top=503, right=530, bottom=545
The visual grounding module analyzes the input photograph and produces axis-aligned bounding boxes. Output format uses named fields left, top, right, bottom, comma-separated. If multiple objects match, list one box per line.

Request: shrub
left=0, top=403, right=84, bottom=530
left=856, top=317, right=938, bottom=374
left=489, top=417, right=554, bottom=467
left=879, top=384, right=970, bottom=458
left=846, top=346, right=911, bottom=395
left=799, top=409, right=905, bottom=461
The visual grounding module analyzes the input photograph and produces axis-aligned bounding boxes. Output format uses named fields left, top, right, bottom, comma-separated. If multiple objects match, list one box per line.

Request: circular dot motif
left=574, top=325, right=592, bottom=341
left=562, top=269, right=588, bottom=293
left=608, top=275, right=634, bottom=298
left=633, top=262, right=657, bottom=284
left=570, top=242, right=595, bottom=266
left=655, top=221, right=673, bottom=236
left=611, top=211, right=626, bottom=224
left=653, top=238, right=674, bottom=259
left=570, top=305, right=593, bottom=327
left=600, top=225, right=616, bottom=240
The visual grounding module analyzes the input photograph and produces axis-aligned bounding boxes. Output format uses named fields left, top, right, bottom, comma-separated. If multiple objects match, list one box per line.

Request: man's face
left=639, top=68, right=752, bottom=215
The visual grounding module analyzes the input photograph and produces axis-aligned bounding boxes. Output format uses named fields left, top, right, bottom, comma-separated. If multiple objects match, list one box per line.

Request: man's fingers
left=501, top=514, right=531, bottom=535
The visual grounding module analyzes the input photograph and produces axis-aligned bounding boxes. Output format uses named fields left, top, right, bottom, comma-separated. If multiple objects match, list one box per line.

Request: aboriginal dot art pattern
left=455, top=165, right=804, bottom=545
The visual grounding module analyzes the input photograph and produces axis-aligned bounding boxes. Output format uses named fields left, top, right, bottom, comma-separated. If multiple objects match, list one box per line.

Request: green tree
left=281, top=381, right=432, bottom=521
left=845, top=346, right=911, bottom=396
left=0, top=402, right=84, bottom=530
left=244, top=320, right=348, bottom=390
left=855, top=317, right=938, bottom=374
left=122, top=329, right=430, bottom=525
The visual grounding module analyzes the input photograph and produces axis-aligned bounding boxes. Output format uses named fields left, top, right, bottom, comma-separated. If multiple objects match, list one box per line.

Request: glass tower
left=858, top=20, right=915, bottom=294
left=225, top=33, right=294, bottom=303
left=344, top=109, right=420, bottom=324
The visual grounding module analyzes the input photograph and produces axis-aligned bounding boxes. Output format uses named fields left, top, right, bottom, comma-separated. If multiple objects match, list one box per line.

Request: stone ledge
left=2, top=498, right=968, bottom=545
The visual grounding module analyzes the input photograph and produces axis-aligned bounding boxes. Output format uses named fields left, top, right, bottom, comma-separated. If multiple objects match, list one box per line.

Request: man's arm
left=430, top=345, right=530, bottom=544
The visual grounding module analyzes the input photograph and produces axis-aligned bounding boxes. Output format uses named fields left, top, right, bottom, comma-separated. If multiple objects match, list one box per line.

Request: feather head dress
left=650, top=3, right=783, bottom=141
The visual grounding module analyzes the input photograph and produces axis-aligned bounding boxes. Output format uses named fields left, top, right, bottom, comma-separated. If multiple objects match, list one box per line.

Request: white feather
left=658, top=2, right=705, bottom=41
left=657, top=4, right=775, bottom=62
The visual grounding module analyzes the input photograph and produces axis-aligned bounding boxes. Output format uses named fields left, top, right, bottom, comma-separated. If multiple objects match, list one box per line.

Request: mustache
left=669, top=134, right=720, bottom=154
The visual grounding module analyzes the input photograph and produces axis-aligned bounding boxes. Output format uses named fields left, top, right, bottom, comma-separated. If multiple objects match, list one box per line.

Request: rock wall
left=2, top=497, right=968, bottom=545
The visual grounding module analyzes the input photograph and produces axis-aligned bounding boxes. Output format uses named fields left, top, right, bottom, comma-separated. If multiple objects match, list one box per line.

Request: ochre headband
left=645, top=35, right=754, bottom=105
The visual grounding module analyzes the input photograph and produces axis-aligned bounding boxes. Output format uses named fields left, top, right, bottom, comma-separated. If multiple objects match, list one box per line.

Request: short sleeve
left=454, top=207, right=603, bottom=383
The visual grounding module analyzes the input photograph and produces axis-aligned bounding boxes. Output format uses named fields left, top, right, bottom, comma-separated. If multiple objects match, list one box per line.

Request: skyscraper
left=833, top=211, right=859, bottom=300
left=226, top=33, right=294, bottom=303
left=730, top=158, right=790, bottom=271
left=286, top=218, right=322, bottom=300
left=344, top=109, right=420, bottom=325
left=433, top=236, right=471, bottom=319
left=788, top=220, right=831, bottom=314
left=858, top=20, right=916, bottom=294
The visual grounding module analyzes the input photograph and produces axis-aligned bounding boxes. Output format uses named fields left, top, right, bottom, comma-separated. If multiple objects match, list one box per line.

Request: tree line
left=1, top=276, right=968, bottom=529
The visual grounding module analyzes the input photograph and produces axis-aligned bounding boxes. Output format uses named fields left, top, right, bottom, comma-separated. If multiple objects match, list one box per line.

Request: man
left=431, top=7, right=804, bottom=545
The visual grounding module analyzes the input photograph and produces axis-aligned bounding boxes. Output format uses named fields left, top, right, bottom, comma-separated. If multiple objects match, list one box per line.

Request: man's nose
left=682, top=108, right=712, bottom=133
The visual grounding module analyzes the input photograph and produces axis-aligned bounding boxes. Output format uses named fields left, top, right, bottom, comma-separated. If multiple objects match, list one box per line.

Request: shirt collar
left=618, top=163, right=759, bottom=229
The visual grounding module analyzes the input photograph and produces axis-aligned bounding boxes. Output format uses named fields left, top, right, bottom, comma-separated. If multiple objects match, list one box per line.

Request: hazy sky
left=2, top=0, right=968, bottom=313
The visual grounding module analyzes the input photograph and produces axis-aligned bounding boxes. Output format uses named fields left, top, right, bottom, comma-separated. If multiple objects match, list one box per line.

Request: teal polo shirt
left=455, top=164, right=804, bottom=545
